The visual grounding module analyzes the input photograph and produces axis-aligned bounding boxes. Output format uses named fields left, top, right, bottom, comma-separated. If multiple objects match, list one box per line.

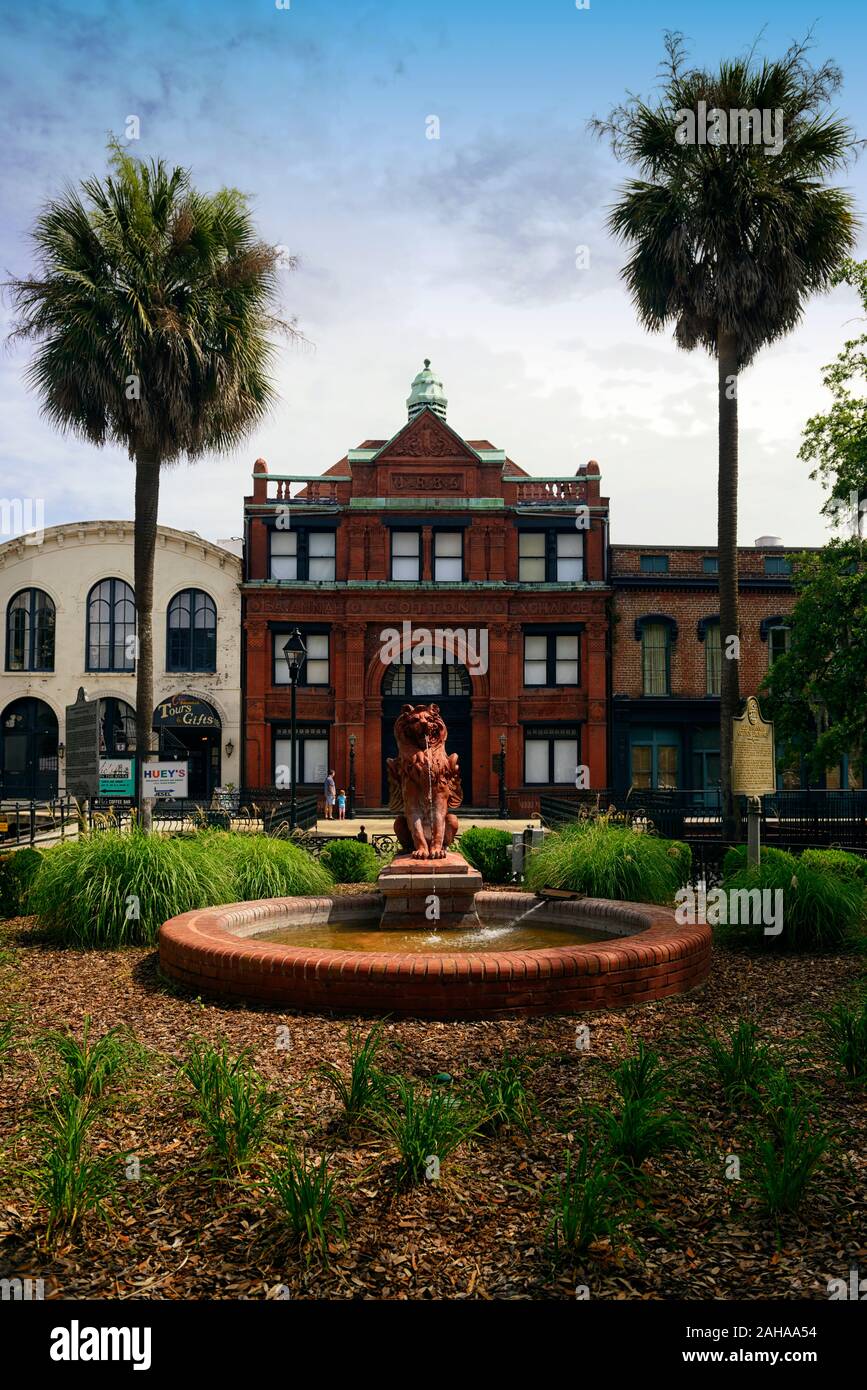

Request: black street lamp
left=498, top=733, right=508, bottom=819
left=282, top=629, right=307, bottom=830
left=348, top=733, right=357, bottom=819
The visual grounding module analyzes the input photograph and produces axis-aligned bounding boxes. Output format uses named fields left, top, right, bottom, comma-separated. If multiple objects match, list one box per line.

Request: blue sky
left=2, top=0, right=866, bottom=546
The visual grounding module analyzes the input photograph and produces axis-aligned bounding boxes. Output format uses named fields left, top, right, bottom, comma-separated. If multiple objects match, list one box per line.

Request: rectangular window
left=764, top=556, right=792, bottom=575
left=523, top=729, right=579, bottom=785
left=640, top=554, right=669, bottom=574
left=631, top=745, right=652, bottom=790
left=270, top=531, right=297, bottom=580
left=518, top=532, right=546, bottom=582
left=391, top=530, right=421, bottom=581
left=702, top=556, right=719, bottom=574
left=273, top=631, right=329, bottom=686
left=433, top=531, right=463, bottom=581
left=705, top=623, right=722, bottom=696
left=642, top=623, right=670, bottom=696
left=523, top=631, right=580, bottom=687
left=768, top=626, right=790, bottom=666
left=307, top=531, right=336, bottom=580
left=556, top=532, right=583, bottom=582
left=274, top=732, right=329, bottom=786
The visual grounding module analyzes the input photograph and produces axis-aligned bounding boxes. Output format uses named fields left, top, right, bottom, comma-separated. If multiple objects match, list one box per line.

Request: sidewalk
left=313, top=814, right=540, bottom=836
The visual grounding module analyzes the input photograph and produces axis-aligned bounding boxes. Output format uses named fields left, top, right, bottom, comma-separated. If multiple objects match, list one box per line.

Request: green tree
left=762, top=541, right=866, bottom=780
left=8, top=143, right=295, bottom=824
left=799, top=256, right=867, bottom=535
left=592, top=34, right=858, bottom=830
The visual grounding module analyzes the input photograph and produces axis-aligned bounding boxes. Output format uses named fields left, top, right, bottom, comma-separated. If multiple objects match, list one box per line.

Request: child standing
left=337, top=789, right=347, bottom=820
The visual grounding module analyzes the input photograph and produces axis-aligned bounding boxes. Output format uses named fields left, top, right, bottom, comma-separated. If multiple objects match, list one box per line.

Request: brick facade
left=241, top=385, right=611, bottom=813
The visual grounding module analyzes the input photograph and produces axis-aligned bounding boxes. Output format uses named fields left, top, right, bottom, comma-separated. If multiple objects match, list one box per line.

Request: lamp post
left=498, top=733, right=508, bottom=819
left=282, top=629, right=307, bottom=830
left=348, top=733, right=357, bottom=819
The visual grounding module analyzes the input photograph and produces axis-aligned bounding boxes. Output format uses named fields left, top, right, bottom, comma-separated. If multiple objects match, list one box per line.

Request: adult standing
left=323, top=769, right=336, bottom=820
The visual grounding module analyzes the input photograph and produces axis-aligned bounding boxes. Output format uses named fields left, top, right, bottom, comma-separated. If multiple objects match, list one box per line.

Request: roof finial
left=406, top=359, right=447, bottom=422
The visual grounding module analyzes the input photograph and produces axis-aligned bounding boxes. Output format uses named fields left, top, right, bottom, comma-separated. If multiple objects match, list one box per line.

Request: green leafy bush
left=29, top=831, right=235, bottom=947
left=720, top=849, right=864, bottom=950
left=222, top=833, right=333, bottom=900
left=319, top=838, right=380, bottom=884
left=721, top=845, right=792, bottom=879
left=800, top=848, right=867, bottom=886
left=0, top=848, right=43, bottom=918
left=28, top=830, right=332, bottom=947
left=457, top=827, right=513, bottom=884
left=524, top=819, right=690, bottom=904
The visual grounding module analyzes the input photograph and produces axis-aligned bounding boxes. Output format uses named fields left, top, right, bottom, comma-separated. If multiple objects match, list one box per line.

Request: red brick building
left=241, top=362, right=611, bottom=812
left=608, top=541, right=847, bottom=798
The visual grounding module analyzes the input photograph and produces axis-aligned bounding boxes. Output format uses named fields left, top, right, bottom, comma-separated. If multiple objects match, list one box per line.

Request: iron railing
left=0, top=797, right=78, bottom=847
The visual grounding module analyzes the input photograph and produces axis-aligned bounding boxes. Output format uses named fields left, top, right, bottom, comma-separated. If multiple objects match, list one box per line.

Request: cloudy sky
left=2, top=0, right=866, bottom=548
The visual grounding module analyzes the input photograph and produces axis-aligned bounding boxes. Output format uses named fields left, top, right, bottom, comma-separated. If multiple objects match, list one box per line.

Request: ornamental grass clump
left=262, top=1147, right=348, bottom=1266
left=525, top=818, right=689, bottom=904
left=318, top=1023, right=389, bottom=1128
left=720, top=849, right=864, bottom=951
left=179, top=1039, right=278, bottom=1174
left=29, top=829, right=235, bottom=947
left=220, top=832, right=333, bottom=900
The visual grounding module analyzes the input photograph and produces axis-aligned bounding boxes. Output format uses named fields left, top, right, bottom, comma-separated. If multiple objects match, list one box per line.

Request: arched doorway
left=153, top=694, right=221, bottom=800
left=381, top=655, right=472, bottom=803
left=1, top=698, right=59, bottom=798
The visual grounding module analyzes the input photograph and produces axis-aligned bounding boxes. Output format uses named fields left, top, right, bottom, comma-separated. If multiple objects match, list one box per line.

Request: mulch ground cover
left=1, top=911, right=865, bottom=1300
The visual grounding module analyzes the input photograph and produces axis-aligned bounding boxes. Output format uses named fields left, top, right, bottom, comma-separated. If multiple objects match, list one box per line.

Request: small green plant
left=377, top=1079, right=475, bottom=1188
left=525, top=818, right=690, bottom=904
left=180, top=1040, right=278, bottom=1172
left=319, top=838, right=380, bottom=884
left=699, top=1020, right=774, bottom=1103
left=0, top=847, right=43, bottom=918
left=468, top=1052, right=536, bottom=1135
left=29, top=1091, right=121, bottom=1243
left=599, top=1041, right=691, bottom=1170
left=823, top=998, right=867, bottom=1086
left=457, top=827, right=513, bottom=884
left=743, top=1099, right=831, bottom=1218
left=0, top=1010, right=18, bottom=1074
left=319, top=1024, right=389, bottom=1126
left=612, top=1039, right=671, bottom=1104
left=262, top=1147, right=347, bottom=1265
left=38, top=1015, right=136, bottom=1105
left=543, top=1132, right=631, bottom=1258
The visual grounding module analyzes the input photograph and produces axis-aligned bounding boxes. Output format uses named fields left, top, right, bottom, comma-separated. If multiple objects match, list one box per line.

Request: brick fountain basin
left=158, top=887, right=711, bottom=1020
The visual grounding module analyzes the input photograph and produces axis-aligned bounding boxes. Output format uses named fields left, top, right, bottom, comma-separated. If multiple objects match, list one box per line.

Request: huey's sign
left=142, top=762, right=189, bottom=799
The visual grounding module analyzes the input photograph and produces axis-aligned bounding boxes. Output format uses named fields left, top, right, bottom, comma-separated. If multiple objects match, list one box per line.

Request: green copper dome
left=406, top=358, right=448, bottom=422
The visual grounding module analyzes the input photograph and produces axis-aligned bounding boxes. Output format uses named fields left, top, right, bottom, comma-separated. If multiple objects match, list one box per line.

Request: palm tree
left=8, top=141, right=296, bottom=826
left=592, top=34, right=858, bottom=834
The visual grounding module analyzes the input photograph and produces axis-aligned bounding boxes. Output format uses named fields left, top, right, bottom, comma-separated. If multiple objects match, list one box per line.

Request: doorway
left=0, top=698, right=59, bottom=798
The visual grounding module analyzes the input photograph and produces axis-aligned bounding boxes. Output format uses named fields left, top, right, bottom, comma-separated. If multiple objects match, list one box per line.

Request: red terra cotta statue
left=386, top=703, right=463, bottom=859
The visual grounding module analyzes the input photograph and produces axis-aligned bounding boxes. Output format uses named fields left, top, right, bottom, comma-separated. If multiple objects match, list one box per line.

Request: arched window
left=87, top=579, right=136, bottom=672
left=167, top=590, right=217, bottom=672
left=382, top=655, right=472, bottom=698
left=6, top=589, right=55, bottom=672
left=98, top=698, right=136, bottom=756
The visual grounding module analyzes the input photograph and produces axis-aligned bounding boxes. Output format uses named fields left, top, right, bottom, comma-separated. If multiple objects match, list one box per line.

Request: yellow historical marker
left=732, top=696, right=777, bottom=797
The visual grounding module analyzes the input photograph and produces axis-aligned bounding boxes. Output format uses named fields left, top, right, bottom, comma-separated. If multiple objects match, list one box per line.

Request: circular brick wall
left=158, top=892, right=711, bottom=1020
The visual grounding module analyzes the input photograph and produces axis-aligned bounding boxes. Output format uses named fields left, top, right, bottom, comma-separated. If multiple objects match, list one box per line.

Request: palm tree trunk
left=718, top=330, right=741, bottom=839
left=133, top=452, right=161, bottom=832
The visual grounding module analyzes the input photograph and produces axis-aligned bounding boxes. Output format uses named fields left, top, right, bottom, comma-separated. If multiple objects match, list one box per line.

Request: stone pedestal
left=377, top=851, right=482, bottom=930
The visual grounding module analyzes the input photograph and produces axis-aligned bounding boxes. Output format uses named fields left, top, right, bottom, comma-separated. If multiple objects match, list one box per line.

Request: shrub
left=220, top=832, right=333, bottom=900
left=0, top=848, right=43, bottom=918
left=823, top=999, right=867, bottom=1086
left=262, top=1148, right=347, bottom=1265
left=179, top=1040, right=278, bottom=1173
left=720, top=850, right=864, bottom=950
left=319, top=1024, right=389, bottom=1126
left=377, top=1079, right=475, bottom=1188
left=544, top=1133, right=631, bottom=1259
left=457, top=827, right=513, bottom=884
left=319, top=838, right=380, bottom=884
left=721, top=844, right=792, bottom=880
left=29, top=830, right=234, bottom=947
left=800, top=848, right=867, bottom=887
left=524, top=819, right=690, bottom=904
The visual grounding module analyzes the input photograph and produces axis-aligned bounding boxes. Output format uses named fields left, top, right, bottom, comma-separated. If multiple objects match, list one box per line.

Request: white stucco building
left=0, top=521, right=242, bottom=800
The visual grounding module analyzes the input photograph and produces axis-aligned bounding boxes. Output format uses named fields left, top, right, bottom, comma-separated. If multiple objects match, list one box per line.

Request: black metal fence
left=540, top=788, right=867, bottom=851
left=0, top=797, right=78, bottom=847
left=88, top=790, right=319, bottom=835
